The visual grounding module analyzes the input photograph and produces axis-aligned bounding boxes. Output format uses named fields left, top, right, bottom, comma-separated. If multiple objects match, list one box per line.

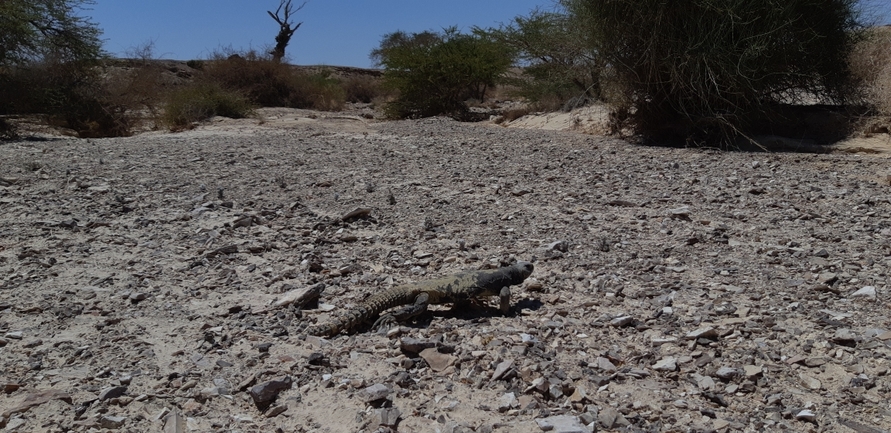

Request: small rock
left=4, top=331, right=23, bottom=340
left=498, top=392, right=517, bottom=413
left=652, top=357, right=678, bottom=372
left=799, top=374, right=822, bottom=390
left=743, top=365, right=762, bottom=377
left=685, top=327, right=718, bottom=340
left=341, top=207, right=371, bottom=221
left=400, top=337, right=437, bottom=354
left=535, top=415, right=588, bottom=433
left=715, top=367, right=741, bottom=380
left=98, top=386, right=128, bottom=401
left=360, top=383, right=391, bottom=403
left=545, top=240, right=569, bottom=252
left=372, top=407, right=401, bottom=427
left=491, top=359, right=515, bottom=381
left=594, top=357, right=617, bottom=373
left=419, top=348, right=455, bottom=372
left=598, top=406, right=630, bottom=429
left=99, top=415, right=126, bottom=429
left=610, top=316, right=634, bottom=327
left=849, top=286, right=876, bottom=300
left=795, top=410, right=816, bottom=422
left=249, top=376, right=292, bottom=408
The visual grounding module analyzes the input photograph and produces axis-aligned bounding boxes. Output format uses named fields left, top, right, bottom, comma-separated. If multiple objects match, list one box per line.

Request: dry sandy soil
left=1, top=105, right=891, bottom=433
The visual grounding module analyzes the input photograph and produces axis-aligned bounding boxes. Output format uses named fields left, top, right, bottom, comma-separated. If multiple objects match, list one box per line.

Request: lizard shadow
left=400, top=297, right=546, bottom=329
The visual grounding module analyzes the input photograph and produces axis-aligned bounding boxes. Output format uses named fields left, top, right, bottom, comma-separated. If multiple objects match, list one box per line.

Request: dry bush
left=0, top=61, right=133, bottom=137
left=161, top=82, right=253, bottom=130
left=565, top=0, right=861, bottom=146
left=342, top=75, right=384, bottom=103
left=499, top=106, right=532, bottom=123
left=199, top=50, right=345, bottom=110
left=850, top=26, right=891, bottom=117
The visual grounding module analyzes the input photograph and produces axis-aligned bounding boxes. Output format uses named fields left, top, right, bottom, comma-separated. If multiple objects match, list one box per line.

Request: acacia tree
left=267, top=0, right=306, bottom=62
left=372, top=28, right=513, bottom=119
left=0, top=0, right=103, bottom=66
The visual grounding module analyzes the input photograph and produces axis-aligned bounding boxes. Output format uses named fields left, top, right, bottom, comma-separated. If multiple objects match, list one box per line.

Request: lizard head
left=514, top=261, right=534, bottom=279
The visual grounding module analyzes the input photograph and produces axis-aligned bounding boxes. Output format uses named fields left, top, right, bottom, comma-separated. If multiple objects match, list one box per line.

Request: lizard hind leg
left=371, top=292, right=431, bottom=331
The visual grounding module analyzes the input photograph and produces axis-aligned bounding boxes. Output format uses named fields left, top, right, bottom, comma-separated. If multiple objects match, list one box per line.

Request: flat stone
left=400, top=337, right=437, bottom=354
left=4, top=331, right=23, bottom=340
left=419, top=347, right=455, bottom=372
left=686, top=327, right=718, bottom=340
left=795, top=410, right=816, bottom=421
left=652, top=357, right=677, bottom=372
left=595, top=356, right=617, bottom=373
left=743, top=365, right=762, bottom=377
left=850, top=286, right=876, bottom=300
left=98, top=386, right=128, bottom=401
left=799, top=374, right=822, bottom=390
left=491, top=359, right=515, bottom=381
left=498, top=392, right=517, bottom=413
left=692, top=373, right=716, bottom=391
left=99, top=415, right=126, bottom=429
left=249, top=376, right=292, bottom=407
left=372, top=407, right=401, bottom=427
left=715, top=367, right=741, bottom=380
left=359, top=383, right=391, bottom=403
left=535, top=415, right=588, bottom=433
left=2, top=389, right=72, bottom=418
left=610, top=315, right=634, bottom=327
left=598, top=406, right=630, bottom=428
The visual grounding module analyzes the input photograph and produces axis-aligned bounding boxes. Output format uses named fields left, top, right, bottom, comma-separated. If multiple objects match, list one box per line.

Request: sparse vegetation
left=161, top=82, right=253, bottom=130
left=561, top=0, right=862, bottom=146
left=372, top=28, right=513, bottom=119
left=485, top=8, right=601, bottom=112
left=194, top=50, right=347, bottom=110
left=850, top=25, right=891, bottom=133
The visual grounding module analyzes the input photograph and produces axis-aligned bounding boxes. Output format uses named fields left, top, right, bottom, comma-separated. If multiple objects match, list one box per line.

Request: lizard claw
left=372, top=314, right=398, bottom=332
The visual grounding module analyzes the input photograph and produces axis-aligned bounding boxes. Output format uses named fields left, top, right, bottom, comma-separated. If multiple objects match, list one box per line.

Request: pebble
left=598, top=406, right=630, bottom=429
left=610, top=315, right=634, bottom=327
left=652, top=357, right=678, bottom=372
left=99, top=415, right=126, bottom=429
left=360, top=383, right=391, bottom=403
left=249, top=376, right=292, bottom=408
left=535, top=415, right=588, bottom=433
left=594, top=357, right=617, bottom=373
left=799, top=374, right=822, bottom=390
left=850, top=286, right=877, bottom=300
left=685, top=327, right=718, bottom=340
left=498, top=392, right=517, bottom=412
left=715, top=367, right=741, bottom=380
left=4, top=331, right=23, bottom=340
left=98, top=386, right=128, bottom=401
left=372, top=407, right=401, bottom=427
left=419, top=348, right=455, bottom=372
left=491, top=359, right=515, bottom=381
left=795, top=410, right=816, bottom=422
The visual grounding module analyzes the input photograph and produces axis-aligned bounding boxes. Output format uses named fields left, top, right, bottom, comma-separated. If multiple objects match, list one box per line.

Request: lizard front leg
left=371, top=292, right=430, bottom=331
left=500, top=286, right=511, bottom=315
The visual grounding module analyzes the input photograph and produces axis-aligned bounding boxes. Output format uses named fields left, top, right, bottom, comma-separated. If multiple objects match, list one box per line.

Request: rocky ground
left=1, top=106, right=891, bottom=432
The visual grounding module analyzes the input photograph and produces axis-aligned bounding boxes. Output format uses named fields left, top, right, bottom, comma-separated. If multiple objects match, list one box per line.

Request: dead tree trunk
left=267, top=0, right=306, bottom=62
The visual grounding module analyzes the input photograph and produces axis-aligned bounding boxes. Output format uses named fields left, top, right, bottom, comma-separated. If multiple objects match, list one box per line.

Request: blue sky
left=85, top=1, right=548, bottom=67
left=85, top=0, right=890, bottom=67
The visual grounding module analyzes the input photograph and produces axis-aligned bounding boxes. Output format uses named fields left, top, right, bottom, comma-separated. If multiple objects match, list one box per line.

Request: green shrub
left=161, top=82, right=253, bottom=130
left=564, top=0, right=861, bottom=146
left=342, top=74, right=384, bottom=103
left=0, top=118, right=17, bottom=140
left=198, top=50, right=346, bottom=110
left=372, top=28, right=513, bottom=119
left=486, top=8, right=601, bottom=111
